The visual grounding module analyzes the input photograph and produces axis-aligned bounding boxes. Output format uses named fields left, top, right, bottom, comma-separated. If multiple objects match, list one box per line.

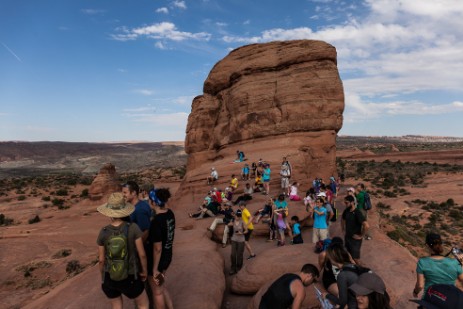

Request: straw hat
left=97, top=192, right=135, bottom=218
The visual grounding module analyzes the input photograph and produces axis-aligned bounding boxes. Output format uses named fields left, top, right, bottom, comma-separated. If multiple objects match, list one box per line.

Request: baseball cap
left=235, top=209, right=242, bottom=217
left=349, top=272, right=386, bottom=296
left=410, top=284, right=463, bottom=309
left=317, top=192, right=326, bottom=197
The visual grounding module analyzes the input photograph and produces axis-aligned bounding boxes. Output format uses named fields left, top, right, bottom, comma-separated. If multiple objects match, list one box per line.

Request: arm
left=152, top=242, right=163, bottom=282
left=341, top=218, right=346, bottom=233
left=413, top=273, right=425, bottom=297
left=361, top=221, right=369, bottom=236
left=135, top=237, right=147, bottom=281
left=98, top=246, right=105, bottom=274
left=141, top=230, right=149, bottom=243
left=290, top=280, right=306, bottom=309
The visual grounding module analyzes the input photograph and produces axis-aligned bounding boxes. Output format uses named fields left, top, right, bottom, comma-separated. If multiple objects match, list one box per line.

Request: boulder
left=88, top=163, right=120, bottom=200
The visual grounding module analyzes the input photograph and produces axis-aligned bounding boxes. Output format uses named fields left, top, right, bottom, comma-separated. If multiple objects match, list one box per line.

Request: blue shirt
left=417, top=257, right=463, bottom=293
left=242, top=166, right=250, bottom=174
left=263, top=168, right=271, bottom=181
left=130, top=200, right=152, bottom=232
left=274, top=200, right=287, bottom=209
left=313, top=206, right=328, bottom=229
left=292, top=223, right=301, bottom=235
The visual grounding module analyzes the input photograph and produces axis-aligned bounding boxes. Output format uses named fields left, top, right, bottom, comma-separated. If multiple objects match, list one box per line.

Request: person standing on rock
left=259, top=263, right=319, bottom=309
left=313, top=196, right=329, bottom=244
left=147, top=188, right=175, bottom=309
left=262, top=163, right=271, bottom=195
left=280, top=164, right=291, bottom=197
left=96, top=193, right=149, bottom=309
left=342, top=195, right=369, bottom=265
left=122, top=181, right=152, bottom=243
left=230, top=209, right=247, bottom=275
left=355, top=183, right=372, bottom=240
left=281, top=156, right=292, bottom=177
left=239, top=201, right=256, bottom=259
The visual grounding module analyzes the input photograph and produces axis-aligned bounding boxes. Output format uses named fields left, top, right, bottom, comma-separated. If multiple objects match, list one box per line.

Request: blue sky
left=1, top=0, right=462, bottom=142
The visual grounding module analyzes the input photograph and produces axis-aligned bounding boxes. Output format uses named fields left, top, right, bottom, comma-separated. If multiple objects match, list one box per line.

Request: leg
left=236, top=241, right=245, bottom=271
left=320, top=228, right=328, bottom=241
left=209, top=218, right=223, bottom=231
left=109, top=296, right=123, bottom=309
left=150, top=276, right=166, bottom=309
left=133, top=290, right=149, bottom=309
left=222, top=225, right=229, bottom=246
left=313, top=228, right=320, bottom=243
left=163, top=288, right=174, bottom=309
left=230, top=241, right=238, bottom=274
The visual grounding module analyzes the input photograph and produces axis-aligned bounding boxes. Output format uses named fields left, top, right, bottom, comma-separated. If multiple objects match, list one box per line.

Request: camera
left=451, top=247, right=463, bottom=264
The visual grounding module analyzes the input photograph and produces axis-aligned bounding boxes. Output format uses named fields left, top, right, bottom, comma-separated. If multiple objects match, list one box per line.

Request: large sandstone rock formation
left=183, top=40, right=344, bottom=189
left=88, top=163, right=120, bottom=200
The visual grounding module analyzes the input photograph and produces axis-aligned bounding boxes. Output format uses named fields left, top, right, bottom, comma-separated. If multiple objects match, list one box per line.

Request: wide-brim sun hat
left=97, top=192, right=135, bottom=218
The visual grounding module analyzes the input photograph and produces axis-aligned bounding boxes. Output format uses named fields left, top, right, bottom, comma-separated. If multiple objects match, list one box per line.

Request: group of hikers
left=95, top=152, right=463, bottom=309
left=96, top=181, right=175, bottom=309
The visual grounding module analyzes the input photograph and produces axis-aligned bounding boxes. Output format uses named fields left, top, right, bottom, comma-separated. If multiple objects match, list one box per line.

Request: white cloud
left=156, top=7, right=169, bottom=14
left=111, top=22, right=211, bottom=42
left=81, top=9, right=105, bottom=15
left=172, top=1, right=187, bottom=10
left=133, top=89, right=155, bottom=96
left=243, top=20, right=250, bottom=25
left=173, top=96, right=194, bottom=105
left=216, top=22, right=228, bottom=27
left=117, top=68, right=127, bottom=73
left=155, top=41, right=167, bottom=49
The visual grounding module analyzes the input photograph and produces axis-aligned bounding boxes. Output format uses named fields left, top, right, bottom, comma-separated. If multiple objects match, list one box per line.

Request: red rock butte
left=183, top=40, right=344, bottom=192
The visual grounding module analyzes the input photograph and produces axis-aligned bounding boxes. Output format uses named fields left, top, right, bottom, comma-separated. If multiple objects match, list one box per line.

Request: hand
left=139, top=271, right=147, bottom=282
left=352, top=234, right=363, bottom=240
left=153, top=272, right=164, bottom=286
left=413, top=290, right=419, bottom=297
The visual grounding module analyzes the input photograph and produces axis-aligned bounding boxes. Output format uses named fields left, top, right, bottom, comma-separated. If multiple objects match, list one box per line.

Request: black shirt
left=148, top=209, right=175, bottom=274
left=259, top=273, right=301, bottom=309
left=342, top=207, right=365, bottom=238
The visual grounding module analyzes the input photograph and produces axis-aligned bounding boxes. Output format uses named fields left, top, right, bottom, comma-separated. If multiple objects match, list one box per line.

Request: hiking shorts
left=281, top=177, right=290, bottom=188
left=244, top=229, right=253, bottom=241
left=312, top=228, right=328, bottom=243
left=101, top=273, right=145, bottom=299
left=345, top=237, right=363, bottom=259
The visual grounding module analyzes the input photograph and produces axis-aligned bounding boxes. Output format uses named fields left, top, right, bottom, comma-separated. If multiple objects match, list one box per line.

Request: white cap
left=317, top=192, right=326, bottom=197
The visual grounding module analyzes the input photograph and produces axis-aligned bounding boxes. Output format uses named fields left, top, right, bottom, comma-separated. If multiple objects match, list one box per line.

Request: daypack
left=314, top=238, right=332, bottom=253
left=342, top=264, right=372, bottom=276
left=364, top=192, right=372, bottom=210
left=105, top=223, right=130, bottom=281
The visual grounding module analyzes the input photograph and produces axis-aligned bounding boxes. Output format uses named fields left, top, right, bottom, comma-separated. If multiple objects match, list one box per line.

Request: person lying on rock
left=259, top=263, right=319, bottom=309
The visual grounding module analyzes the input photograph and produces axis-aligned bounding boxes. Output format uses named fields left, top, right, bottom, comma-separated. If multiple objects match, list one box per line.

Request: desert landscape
left=1, top=39, right=463, bottom=309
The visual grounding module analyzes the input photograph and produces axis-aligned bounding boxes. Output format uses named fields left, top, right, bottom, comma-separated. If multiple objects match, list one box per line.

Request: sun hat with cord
left=97, top=192, right=135, bottom=218
left=349, top=272, right=386, bottom=296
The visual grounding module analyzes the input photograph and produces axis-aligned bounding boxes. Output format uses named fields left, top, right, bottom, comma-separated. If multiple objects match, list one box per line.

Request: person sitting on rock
left=241, top=163, right=250, bottom=180
left=230, top=174, right=239, bottom=192
left=318, top=237, right=346, bottom=299
left=253, top=171, right=264, bottom=192
left=233, top=183, right=253, bottom=205
left=290, top=216, right=303, bottom=244
left=259, top=264, right=319, bottom=309
left=350, top=272, right=392, bottom=309
left=251, top=162, right=257, bottom=178
left=289, top=182, right=301, bottom=201
left=235, top=150, right=245, bottom=163
left=224, top=186, right=233, bottom=201
left=207, top=201, right=235, bottom=248
left=188, top=195, right=220, bottom=219
left=207, top=167, right=218, bottom=185
left=254, top=196, right=273, bottom=224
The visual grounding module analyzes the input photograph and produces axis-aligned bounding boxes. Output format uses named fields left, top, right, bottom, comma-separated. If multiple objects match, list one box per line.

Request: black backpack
left=364, top=192, right=372, bottom=210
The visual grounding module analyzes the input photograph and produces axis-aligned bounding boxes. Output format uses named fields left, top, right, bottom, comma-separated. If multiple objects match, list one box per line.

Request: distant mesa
left=88, top=163, right=120, bottom=200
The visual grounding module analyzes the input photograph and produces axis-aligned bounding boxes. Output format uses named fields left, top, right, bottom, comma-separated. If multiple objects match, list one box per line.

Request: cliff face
left=184, top=40, right=344, bottom=184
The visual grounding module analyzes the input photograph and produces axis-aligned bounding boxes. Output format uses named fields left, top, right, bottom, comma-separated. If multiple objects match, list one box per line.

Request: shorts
left=263, top=179, right=270, bottom=183
left=101, top=273, right=145, bottom=299
left=312, top=228, right=328, bottom=243
left=244, top=229, right=253, bottom=241
left=345, top=236, right=362, bottom=259
left=281, top=177, right=290, bottom=188
left=322, top=270, right=337, bottom=290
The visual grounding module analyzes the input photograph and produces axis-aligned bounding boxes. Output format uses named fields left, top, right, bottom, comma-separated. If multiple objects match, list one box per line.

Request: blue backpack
left=364, top=192, right=372, bottom=210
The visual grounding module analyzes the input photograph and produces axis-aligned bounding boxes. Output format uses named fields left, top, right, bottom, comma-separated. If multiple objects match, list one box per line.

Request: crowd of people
left=97, top=181, right=175, bottom=309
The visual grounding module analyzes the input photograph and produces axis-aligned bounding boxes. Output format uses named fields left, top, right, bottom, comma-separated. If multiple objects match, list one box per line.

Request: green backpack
left=105, top=223, right=130, bottom=281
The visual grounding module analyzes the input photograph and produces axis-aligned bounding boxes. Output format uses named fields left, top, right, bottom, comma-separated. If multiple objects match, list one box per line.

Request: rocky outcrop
left=183, top=40, right=344, bottom=187
left=88, top=163, right=120, bottom=200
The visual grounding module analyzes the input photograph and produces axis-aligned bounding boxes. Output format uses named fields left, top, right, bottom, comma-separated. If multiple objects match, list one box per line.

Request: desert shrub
left=412, top=199, right=428, bottom=205
left=66, top=260, right=83, bottom=275
left=56, top=189, right=68, bottom=196
left=15, top=189, right=25, bottom=194
left=387, top=230, right=400, bottom=242
left=0, top=213, right=14, bottom=226
left=384, top=191, right=397, bottom=198
left=79, top=177, right=93, bottom=185
left=52, top=198, right=65, bottom=207
left=42, top=196, right=51, bottom=201
left=446, top=198, right=455, bottom=207
left=376, top=202, right=391, bottom=210
left=66, top=178, right=77, bottom=186
left=17, top=195, right=26, bottom=201
left=28, top=215, right=41, bottom=224
left=80, top=188, right=89, bottom=198
left=449, top=209, right=463, bottom=220
left=52, top=249, right=72, bottom=259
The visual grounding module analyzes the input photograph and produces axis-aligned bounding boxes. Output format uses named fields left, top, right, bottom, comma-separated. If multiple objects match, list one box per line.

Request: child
left=254, top=197, right=273, bottom=224
left=230, top=174, right=239, bottom=192
left=253, top=172, right=264, bottom=192
left=276, top=212, right=287, bottom=246
left=289, top=182, right=301, bottom=201
left=291, top=215, right=303, bottom=244
left=242, top=164, right=250, bottom=180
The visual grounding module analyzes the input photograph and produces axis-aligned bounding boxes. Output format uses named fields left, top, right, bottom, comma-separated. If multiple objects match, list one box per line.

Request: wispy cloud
left=133, top=89, right=155, bottom=96
left=81, top=9, right=106, bottom=15
left=123, top=105, right=157, bottom=114
left=111, top=22, right=211, bottom=43
left=156, top=7, right=169, bottom=14
left=155, top=41, right=168, bottom=50
left=1, top=42, right=22, bottom=62
left=117, top=68, right=127, bottom=73
left=172, top=1, right=187, bottom=10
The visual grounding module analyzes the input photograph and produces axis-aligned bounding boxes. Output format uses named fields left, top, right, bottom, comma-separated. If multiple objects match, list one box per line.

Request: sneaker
left=266, top=238, right=274, bottom=242
left=365, top=236, right=372, bottom=240
left=247, top=254, right=256, bottom=260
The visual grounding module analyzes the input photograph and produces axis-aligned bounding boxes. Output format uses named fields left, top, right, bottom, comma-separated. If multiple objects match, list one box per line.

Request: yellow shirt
left=230, top=177, right=238, bottom=189
left=242, top=208, right=254, bottom=230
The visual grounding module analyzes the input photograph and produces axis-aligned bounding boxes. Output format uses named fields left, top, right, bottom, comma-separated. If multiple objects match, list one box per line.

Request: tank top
left=259, top=273, right=301, bottom=309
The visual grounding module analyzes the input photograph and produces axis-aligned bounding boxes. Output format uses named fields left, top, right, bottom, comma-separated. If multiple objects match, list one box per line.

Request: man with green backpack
left=97, top=192, right=149, bottom=309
